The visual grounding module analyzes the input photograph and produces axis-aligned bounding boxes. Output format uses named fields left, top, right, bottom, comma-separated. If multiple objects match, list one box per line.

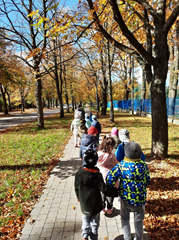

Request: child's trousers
left=74, top=133, right=78, bottom=146
left=101, top=192, right=114, bottom=209
left=82, top=213, right=100, bottom=240
left=120, top=199, right=145, bottom=240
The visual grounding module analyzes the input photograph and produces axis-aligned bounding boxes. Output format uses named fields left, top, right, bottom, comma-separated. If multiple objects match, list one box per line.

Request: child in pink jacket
left=97, top=136, right=119, bottom=215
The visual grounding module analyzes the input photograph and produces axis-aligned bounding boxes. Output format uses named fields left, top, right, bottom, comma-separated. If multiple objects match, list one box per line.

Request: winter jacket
left=91, top=120, right=101, bottom=137
left=106, top=157, right=150, bottom=207
left=71, top=119, right=81, bottom=135
left=85, top=117, right=91, bottom=129
left=97, top=151, right=118, bottom=182
left=111, top=135, right=121, bottom=154
left=78, top=123, right=88, bottom=139
left=74, top=107, right=85, bottom=120
left=115, top=142, right=146, bottom=162
left=79, top=134, right=98, bottom=166
left=75, top=166, right=118, bottom=216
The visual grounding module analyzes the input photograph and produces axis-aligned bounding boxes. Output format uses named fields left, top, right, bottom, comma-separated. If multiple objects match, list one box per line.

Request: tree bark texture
left=0, top=84, right=8, bottom=114
left=63, top=65, right=69, bottom=113
left=151, top=23, right=169, bottom=158
left=107, top=41, right=114, bottom=122
left=34, top=73, right=44, bottom=129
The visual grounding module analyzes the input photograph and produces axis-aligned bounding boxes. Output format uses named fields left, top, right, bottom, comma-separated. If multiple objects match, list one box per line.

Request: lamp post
left=91, top=73, right=99, bottom=118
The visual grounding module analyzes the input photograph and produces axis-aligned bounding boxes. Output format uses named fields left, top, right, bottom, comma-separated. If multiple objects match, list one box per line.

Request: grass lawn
left=0, top=110, right=179, bottom=239
left=0, top=112, right=73, bottom=239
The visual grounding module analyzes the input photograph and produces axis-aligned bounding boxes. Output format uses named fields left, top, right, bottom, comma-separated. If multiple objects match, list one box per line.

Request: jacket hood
left=121, top=157, right=146, bottom=181
left=97, top=151, right=109, bottom=167
left=78, top=167, right=99, bottom=185
left=73, top=119, right=81, bottom=125
left=81, top=134, right=96, bottom=146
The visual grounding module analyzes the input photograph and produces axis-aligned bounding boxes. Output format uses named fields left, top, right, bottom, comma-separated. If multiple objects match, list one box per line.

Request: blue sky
left=62, top=0, right=79, bottom=7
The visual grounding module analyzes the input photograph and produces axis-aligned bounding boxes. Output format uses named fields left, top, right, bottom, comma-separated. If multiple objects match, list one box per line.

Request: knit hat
left=84, top=148, right=98, bottom=167
left=118, top=129, right=130, bottom=142
left=92, top=115, right=97, bottom=121
left=111, top=127, right=119, bottom=136
left=87, top=126, right=98, bottom=135
left=124, top=141, right=142, bottom=159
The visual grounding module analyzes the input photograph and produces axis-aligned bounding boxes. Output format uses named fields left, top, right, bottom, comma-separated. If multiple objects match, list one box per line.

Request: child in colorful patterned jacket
left=106, top=141, right=150, bottom=240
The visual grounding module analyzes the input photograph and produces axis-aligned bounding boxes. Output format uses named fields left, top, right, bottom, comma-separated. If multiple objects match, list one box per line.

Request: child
left=79, top=126, right=98, bottom=166
left=74, top=104, right=85, bottom=120
left=106, top=141, right=150, bottom=240
left=97, top=137, right=119, bottom=215
left=71, top=117, right=81, bottom=147
left=78, top=119, right=88, bottom=142
left=115, top=129, right=146, bottom=162
left=91, top=115, right=101, bottom=144
left=110, top=127, right=121, bottom=153
left=85, top=114, right=91, bottom=129
left=75, top=148, right=118, bottom=240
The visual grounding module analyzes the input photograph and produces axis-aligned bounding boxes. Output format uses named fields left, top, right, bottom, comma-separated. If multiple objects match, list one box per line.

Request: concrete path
left=0, top=109, right=60, bottom=131
left=19, top=136, right=150, bottom=240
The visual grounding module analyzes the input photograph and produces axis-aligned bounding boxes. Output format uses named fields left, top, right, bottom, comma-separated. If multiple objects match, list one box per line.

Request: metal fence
left=108, top=98, right=179, bottom=118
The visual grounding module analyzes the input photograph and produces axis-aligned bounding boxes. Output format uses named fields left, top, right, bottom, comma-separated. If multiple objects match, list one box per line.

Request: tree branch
left=133, top=0, right=158, bottom=20
left=163, top=2, right=179, bottom=34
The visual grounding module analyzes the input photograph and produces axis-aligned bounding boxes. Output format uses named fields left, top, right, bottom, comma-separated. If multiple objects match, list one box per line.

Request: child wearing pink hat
left=97, top=137, right=119, bottom=215
left=111, top=127, right=121, bottom=153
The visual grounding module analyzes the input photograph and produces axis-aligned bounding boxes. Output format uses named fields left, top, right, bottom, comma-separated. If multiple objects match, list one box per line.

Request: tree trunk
left=34, top=68, right=44, bottom=129
left=70, top=83, right=74, bottom=112
left=53, top=40, right=64, bottom=118
left=107, top=41, right=114, bottom=122
left=124, top=64, right=130, bottom=100
left=168, top=39, right=179, bottom=115
left=6, top=91, right=12, bottom=111
left=151, top=25, right=169, bottom=158
left=101, top=88, right=107, bottom=115
left=0, top=84, right=8, bottom=114
left=63, top=65, right=69, bottom=113
left=20, top=87, right=25, bottom=113
left=141, top=66, right=146, bottom=100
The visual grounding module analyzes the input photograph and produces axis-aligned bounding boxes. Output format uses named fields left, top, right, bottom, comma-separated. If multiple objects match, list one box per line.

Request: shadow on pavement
left=114, top=233, right=150, bottom=240
left=105, top=207, right=120, bottom=218
left=50, top=158, right=82, bottom=180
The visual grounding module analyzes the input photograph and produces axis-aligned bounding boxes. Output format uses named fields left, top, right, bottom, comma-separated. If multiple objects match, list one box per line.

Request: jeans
left=120, top=199, right=145, bottom=240
left=82, top=213, right=100, bottom=240
left=101, top=192, right=114, bottom=209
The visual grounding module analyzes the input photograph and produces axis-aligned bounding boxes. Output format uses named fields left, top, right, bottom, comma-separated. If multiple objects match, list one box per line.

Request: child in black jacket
left=75, top=148, right=118, bottom=240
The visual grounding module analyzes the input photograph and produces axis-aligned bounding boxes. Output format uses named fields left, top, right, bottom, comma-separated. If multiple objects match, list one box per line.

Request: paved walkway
left=0, top=109, right=60, bottom=131
left=19, top=136, right=150, bottom=240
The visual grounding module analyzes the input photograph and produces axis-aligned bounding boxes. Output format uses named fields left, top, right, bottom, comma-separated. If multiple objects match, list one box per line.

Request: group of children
left=72, top=105, right=150, bottom=240
left=71, top=104, right=101, bottom=148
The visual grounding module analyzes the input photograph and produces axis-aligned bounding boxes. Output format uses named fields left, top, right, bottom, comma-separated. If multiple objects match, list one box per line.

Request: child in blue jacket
left=106, top=141, right=150, bottom=240
left=115, top=129, right=146, bottom=162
